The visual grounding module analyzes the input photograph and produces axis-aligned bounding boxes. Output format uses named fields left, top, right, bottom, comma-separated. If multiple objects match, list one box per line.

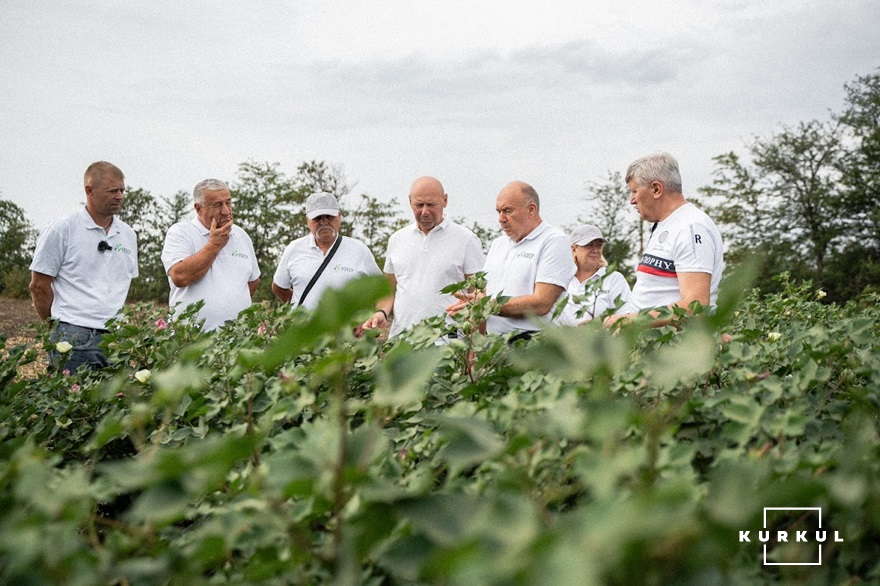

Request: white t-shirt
left=161, top=218, right=260, bottom=331
left=384, top=218, right=485, bottom=337
left=30, top=207, right=139, bottom=330
left=618, top=202, right=724, bottom=314
left=483, top=222, right=575, bottom=334
left=556, top=267, right=632, bottom=326
left=273, top=234, right=381, bottom=310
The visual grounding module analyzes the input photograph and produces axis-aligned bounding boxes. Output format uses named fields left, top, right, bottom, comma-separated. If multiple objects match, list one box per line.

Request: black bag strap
left=298, top=236, right=343, bottom=307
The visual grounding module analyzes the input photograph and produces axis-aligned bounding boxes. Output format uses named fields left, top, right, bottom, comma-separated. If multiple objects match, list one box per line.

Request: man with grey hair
left=30, top=161, right=139, bottom=371
left=604, top=152, right=723, bottom=328
left=161, top=178, right=260, bottom=330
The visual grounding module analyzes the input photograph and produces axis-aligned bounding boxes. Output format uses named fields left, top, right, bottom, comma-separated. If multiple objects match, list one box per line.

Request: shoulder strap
left=297, top=236, right=343, bottom=307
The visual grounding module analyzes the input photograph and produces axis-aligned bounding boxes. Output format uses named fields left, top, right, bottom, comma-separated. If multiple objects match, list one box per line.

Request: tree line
left=1, top=71, right=878, bottom=304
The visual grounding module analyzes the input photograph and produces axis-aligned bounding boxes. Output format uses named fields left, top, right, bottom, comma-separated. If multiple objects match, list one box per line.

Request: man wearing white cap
left=272, top=192, right=381, bottom=310
left=557, top=224, right=631, bottom=326
left=161, top=178, right=260, bottom=331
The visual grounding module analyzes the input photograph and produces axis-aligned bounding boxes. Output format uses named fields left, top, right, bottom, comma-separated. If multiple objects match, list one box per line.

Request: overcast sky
left=1, top=1, right=878, bottom=236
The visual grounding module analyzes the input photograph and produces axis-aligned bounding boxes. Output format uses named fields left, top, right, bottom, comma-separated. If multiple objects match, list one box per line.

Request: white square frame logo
left=763, top=507, right=822, bottom=566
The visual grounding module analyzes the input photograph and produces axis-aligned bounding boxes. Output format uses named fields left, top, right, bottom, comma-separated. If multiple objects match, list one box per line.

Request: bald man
left=447, top=181, right=574, bottom=337
left=363, top=176, right=484, bottom=337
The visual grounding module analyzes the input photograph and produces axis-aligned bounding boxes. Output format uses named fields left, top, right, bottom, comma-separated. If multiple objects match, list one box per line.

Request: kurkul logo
left=739, top=507, right=843, bottom=566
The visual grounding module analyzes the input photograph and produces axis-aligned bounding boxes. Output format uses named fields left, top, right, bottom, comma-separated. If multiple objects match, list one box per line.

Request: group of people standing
left=28, top=152, right=724, bottom=372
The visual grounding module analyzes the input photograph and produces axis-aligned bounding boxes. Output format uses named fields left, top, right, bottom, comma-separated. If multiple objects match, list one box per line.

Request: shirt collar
left=409, top=216, right=449, bottom=235
left=511, top=220, right=547, bottom=245
left=79, top=206, right=120, bottom=236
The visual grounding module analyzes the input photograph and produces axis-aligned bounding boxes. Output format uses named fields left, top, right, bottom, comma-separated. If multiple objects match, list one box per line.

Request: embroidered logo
left=113, top=244, right=132, bottom=255
left=334, top=264, right=354, bottom=273
left=658, top=231, right=669, bottom=243
left=231, top=250, right=250, bottom=259
left=516, top=252, right=535, bottom=259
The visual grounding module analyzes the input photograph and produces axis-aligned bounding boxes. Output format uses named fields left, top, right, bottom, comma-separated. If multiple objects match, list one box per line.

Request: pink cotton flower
left=62, top=369, right=71, bottom=376
left=70, top=384, right=81, bottom=394
left=257, top=324, right=267, bottom=335
left=155, top=318, right=168, bottom=330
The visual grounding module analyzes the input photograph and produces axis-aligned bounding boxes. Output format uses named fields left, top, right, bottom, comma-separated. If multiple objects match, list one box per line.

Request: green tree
left=116, top=188, right=192, bottom=302
left=577, top=171, right=642, bottom=280
left=830, top=71, right=880, bottom=297
left=230, top=162, right=307, bottom=300
left=700, top=120, right=847, bottom=296
left=343, top=193, right=408, bottom=265
left=0, top=197, right=36, bottom=297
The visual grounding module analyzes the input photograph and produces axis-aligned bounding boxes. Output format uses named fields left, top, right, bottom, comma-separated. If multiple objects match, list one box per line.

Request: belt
left=59, top=321, right=109, bottom=335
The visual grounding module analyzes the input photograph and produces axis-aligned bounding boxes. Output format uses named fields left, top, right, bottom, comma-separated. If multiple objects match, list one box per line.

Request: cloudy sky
left=1, top=1, right=878, bottom=235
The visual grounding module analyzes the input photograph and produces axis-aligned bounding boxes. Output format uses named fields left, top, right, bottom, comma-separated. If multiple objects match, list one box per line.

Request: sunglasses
left=98, top=240, right=113, bottom=253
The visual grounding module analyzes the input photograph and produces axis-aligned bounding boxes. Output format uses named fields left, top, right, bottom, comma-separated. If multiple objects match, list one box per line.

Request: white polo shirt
left=384, top=218, right=485, bottom=337
left=161, top=218, right=260, bottom=331
left=483, top=222, right=575, bottom=334
left=618, top=203, right=724, bottom=314
left=557, top=267, right=632, bottom=325
left=273, top=234, right=381, bottom=310
left=30, top=207, right=139, bottom=330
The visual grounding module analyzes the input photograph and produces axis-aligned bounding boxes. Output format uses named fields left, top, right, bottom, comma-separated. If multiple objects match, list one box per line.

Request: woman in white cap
left=558, top=224, right=632, bottom=326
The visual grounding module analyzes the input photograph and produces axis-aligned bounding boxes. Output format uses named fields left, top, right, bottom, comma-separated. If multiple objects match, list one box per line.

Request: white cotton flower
left=134, top=369, right=152, bottom=383
left=55, top=341, right=73, bottom=353
left=767, top=332, right=782, bottom=342
left=816, top=290, right=827, bottom=299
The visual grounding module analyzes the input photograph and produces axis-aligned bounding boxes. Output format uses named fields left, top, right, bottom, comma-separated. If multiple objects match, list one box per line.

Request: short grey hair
left=625, top=153, right=683, bottom=194
left=193, top=178, right=229, bottom=205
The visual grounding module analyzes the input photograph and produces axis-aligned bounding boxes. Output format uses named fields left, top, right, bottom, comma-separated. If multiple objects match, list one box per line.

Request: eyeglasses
left=98, top=240, right=112, bottom=253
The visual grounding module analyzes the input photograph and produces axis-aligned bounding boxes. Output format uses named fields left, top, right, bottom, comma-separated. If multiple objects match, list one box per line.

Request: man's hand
left=603, top=312, right=635, bottom=329
left=362, top=310, right=389, bottom=330
left=208, top=218, right=232, bottom=250
left=446, top=291, right=481, bottom=316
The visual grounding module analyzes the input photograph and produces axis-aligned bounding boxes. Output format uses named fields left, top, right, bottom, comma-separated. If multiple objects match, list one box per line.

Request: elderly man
left=604, top=152, right=724, bottom=328
left=161, top=179, right=260, bottom=331
left=449, top=181, right=574, bottom=337
left=29, top=161, right=139, bottom=371
left=362, top=176, right=485, bottom=336
left=272, top=192, right=380, bottom=309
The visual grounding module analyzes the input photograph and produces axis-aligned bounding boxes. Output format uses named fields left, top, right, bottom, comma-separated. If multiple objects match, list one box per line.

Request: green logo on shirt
left=113, top=244, right=132, bottom=255
left=231, top=250, right=250, bottom=259
left=516, top=252, right=535, bottom=259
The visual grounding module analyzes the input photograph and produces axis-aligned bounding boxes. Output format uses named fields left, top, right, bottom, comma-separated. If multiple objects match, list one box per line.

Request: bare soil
left=1, top=295, right=48, bottom=378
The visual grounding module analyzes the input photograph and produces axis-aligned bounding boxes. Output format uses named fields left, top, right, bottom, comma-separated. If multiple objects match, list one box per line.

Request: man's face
left=196, top=189, right=233, bottom=228
left=628, top=178, right=658, bottom=222
left=307, top=213, right=342, bottom=246
left=496, top=187, right=536, bottom=243
left=409, top=186, right=447, bottom=234
left=86, top=174, right=125, bottom=217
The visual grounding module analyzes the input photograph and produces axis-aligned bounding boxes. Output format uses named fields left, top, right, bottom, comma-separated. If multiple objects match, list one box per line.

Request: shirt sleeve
left=161, top=223, right=196, bottom=273
left=535, top=233, right=576, bottom=288
left=245, top=233, right=260, bottom=281
left=273, top=244, right=294, bottom=289
left=463, top=232, right=486, bottom=274
left=674, top=222, right=720, bottom=274
left=29, top=220, right=66, bottom=277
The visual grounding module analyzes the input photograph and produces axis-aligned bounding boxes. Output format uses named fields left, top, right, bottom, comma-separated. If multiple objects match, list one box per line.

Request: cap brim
left=306, top=208, right=340, bottom=219
left=572, top=237, right=607, bottom=246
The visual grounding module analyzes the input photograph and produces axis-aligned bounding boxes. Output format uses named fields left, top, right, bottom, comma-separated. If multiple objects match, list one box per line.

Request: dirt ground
left=0, top=295, right=48, bottom=378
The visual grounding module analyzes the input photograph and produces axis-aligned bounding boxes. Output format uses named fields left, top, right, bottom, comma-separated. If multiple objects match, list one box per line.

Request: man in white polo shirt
left=272, top=192, right=381, bottom=310
left=161, top=179, right=260, bottom=331
left=447, top=180, right=575, bottom=337
left=29, top=161, right=139, bottom=372
left=604, top=152, right=724, bottom=328
left=362, top=176, right=485, bottom=337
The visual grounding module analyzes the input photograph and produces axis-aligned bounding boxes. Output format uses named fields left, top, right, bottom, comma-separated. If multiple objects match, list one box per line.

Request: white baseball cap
left=305, top=192, right=340, bottom=219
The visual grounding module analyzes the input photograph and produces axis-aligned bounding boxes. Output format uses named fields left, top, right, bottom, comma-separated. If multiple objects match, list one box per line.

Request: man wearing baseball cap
left=272, top=192, right=380, bottom=310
